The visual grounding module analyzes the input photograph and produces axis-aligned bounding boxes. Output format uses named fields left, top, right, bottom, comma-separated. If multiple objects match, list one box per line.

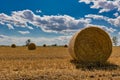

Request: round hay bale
left=43, top=44, right=47, bottom=47
left=64, top=44, right=68, bottom=47
left=68, top=26, right=112, bottom=63
left=11, top=44, right=16, bottom=48
left=28, top=43, right=36, bottom=50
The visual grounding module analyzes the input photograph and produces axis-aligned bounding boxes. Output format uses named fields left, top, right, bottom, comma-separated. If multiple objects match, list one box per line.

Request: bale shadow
left=70, top=60, right=120, bottom=71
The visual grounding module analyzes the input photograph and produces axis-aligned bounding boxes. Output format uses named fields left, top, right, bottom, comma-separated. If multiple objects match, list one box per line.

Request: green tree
left=112, top=36, right=118, bottom=46
left=26, top=39, right=31, bottom=46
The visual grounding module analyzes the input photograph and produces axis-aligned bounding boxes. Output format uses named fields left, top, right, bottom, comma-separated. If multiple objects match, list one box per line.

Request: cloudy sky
left=0, top=0, right=120, bottom=46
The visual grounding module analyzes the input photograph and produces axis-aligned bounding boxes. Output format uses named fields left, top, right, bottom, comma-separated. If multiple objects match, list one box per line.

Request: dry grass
left=0, top=46, right=120, bottom=80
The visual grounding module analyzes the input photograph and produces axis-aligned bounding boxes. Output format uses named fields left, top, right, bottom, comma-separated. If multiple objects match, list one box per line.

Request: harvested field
left=0, top=46, right=120, bottom=80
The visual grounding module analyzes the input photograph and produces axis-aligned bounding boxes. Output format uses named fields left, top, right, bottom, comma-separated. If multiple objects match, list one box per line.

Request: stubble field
left=0, top=46, right=120, bottom=80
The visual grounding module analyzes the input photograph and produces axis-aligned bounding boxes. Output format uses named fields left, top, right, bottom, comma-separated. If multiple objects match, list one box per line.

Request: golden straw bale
left=68, top=26, right=112, bottom=63
left=64, top=44, right=68, bottom=47
left=11, top=44, right=16, bottom=48
left=28, top=43, right=36, bottom=50
left=43, top=44, right=47, bottom=47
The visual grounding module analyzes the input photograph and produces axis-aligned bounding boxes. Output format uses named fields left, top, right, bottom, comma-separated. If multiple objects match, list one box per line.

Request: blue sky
left=0, top=0, right=120, bottom=45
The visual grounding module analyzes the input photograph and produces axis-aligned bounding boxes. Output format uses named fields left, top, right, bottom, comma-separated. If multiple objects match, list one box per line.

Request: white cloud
left=114, top=12, right=119, bottom=17
left=0, top=9, right=118, bottom=36
left=79, top=0, right=93, bottom=4
left=0, top=10, right=37, bottom=31
left=104, top=27, right=117, bottom=33
left=0, top=26, right=117, bottom=46
left=0, top=10, right=91, bottom=34
left=99, top=9, right=111, bottom=13
left=28, top=26, right=34, bottom=30
left=79, top=0, right=120, bottom=13
left=36, top=10, right=42, bottom=13
left=32, top=15, right=91, bottom=33
left=18, top=31, right=30, bottom=35
left=0, top=35, right=8, bottom=39
left=12, top=10, right=34, bottom=21
left=6, top=24, right=14, bottom=29
left=118, top=32, right=120, bottom=35
left=85, top=14, right=120, bottom=28
left=85, top=14, right=108, bottom=20
left=79, top=1, right=120, bottom=29
left=86, top=24, right=117, bottom=34
left=0, top=34, right=72, bottom=46
left=108, top=16, right=120, bottom=26
left=0, top=21, right=5, bottom=25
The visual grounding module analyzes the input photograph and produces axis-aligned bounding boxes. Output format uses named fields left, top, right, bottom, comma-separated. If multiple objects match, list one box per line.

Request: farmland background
left=0, top=46, right=120, bottom=80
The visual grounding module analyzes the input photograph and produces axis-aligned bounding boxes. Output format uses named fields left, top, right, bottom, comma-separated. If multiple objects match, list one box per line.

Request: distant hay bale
left=64, top=44, right=68, bottom=47
left=11, top=44, right=16, bottom=48
left=43, top=44, right=47, bottom=47
left=68, top=26, right=112, bottom=63
left=28, top=43, right=36, bottom=50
